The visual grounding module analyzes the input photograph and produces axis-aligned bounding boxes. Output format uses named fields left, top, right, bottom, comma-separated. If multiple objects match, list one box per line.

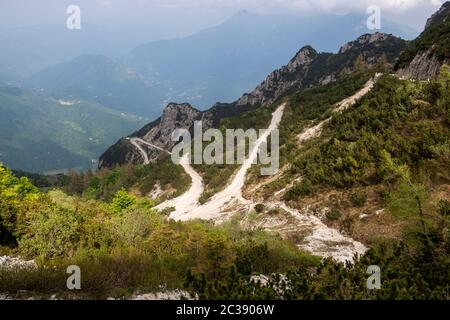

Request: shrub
left=111, top=188, right=136, bottom=213
left=283, top=179, right=313, bottom=201
left=350, top=191, right=368, bottom=207
left=326, top=209, right=341, bottom=221
left=19, top=206, right=82, bottom=258
left=254, top=203, right=265, bottom=213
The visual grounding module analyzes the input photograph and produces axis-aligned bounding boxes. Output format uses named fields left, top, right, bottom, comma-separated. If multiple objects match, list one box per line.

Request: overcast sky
left=0, top=0, right=445, bottom=36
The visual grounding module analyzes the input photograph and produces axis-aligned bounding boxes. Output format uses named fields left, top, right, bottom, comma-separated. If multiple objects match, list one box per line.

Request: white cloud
left=100, top=0, right=113, bottom=7
left=155, top=0, right=443, bottom=13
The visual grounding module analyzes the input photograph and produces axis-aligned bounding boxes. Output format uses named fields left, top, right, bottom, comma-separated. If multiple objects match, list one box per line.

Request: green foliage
left=0, top=84, right=145, bottom=173
left=19, top=206, right=82, bottom=258
left=326, top=209, right=341, bottom=221
left=254, top=203, right=265, bottom=213
left=0, top=163, right=40, bottom=246
left=350, top=191, right=368, bottom=207
left=283, top=179, right=313, bottom=201
left=111, top=188, right=136, bottom=213
left=62, top=156, right=190, bottom=202
left=0, top=168, right=320, bottom=297
left=396, top=7, right=450, bottom=69
left=288, top=74, right=450, bottom=190
left=185, top=211, right=450, bottom=300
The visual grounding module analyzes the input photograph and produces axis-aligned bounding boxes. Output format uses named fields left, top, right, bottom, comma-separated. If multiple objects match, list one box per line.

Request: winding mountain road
left=128, top=74, right=381, bottom=261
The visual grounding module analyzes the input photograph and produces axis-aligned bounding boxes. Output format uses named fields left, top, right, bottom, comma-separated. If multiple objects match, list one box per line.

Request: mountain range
left=26, top=11, right=418, bottom=116
left=0, top=10, right=419, bottom=173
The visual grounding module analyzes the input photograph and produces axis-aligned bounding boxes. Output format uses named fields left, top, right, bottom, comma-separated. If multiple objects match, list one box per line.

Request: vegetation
left=0, top=164, right=319, bottom=298
left=286, top=70, right=449, bottom=192
left=186, top=203, right=449, bottom=299
left=396, top=3, right=450, bottom=69
left=0, top=84, right=145, bottom=173
left=60, top=156, right=191, bottom=203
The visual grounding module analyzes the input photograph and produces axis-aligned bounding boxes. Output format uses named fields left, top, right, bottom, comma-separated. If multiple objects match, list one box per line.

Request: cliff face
left=396, top=50, right=449, bottom=80
left=395, top=2, right=450, bottom=80
left=99, top=32, right=407, bottom=169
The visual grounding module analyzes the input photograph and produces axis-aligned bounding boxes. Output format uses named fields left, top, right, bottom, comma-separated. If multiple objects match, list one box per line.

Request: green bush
left=254, top=203, right=266, bottom=213
left=111, top=188, right=136, bottom=213
left=283, top=179, right=313, bottom=201
left=350, top=191, right=368, bottom=207
left=326, top=209, right=341, bottom=221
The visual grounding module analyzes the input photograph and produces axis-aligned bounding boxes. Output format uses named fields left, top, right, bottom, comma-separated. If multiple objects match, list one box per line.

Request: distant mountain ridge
left=26, top=55, right=164, bottom=119
left=25, top=11, right=418, bottom=119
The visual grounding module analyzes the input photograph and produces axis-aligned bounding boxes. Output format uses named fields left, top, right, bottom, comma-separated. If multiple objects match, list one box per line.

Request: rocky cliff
left=395, top=2, right=450, bottom=80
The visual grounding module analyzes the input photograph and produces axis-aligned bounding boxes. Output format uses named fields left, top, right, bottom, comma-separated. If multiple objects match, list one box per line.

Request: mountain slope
left=0, top=84, right=145, bottom=173
left=395, top=1, right=450, bottom=79
left=26, top=55, right=164, bottom=119
left=99, top=32, right=407, bottom=169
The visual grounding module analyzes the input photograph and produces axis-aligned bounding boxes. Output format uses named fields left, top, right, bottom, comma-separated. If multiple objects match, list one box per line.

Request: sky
left=0, top=0, right=446, bottom=37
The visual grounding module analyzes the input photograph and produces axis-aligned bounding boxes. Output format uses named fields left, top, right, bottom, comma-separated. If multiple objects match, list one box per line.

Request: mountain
left=395, top=1, right=450, bottom=79
left=0, top=23, right=172, bottom=83
left=26, top=55, right=165, bottom=119
left=25, top=11, right=417, bottom=120
left=99, top=32, right=408, bottom=168
left=0, top=83, right=146, bottom=173
left=125, top=11, right=417, bottom=110
left=1, top=4, right=449, bottom=301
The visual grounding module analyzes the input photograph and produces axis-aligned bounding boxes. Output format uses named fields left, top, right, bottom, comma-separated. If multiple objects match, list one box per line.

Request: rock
left=359, top=213, right=369, bottom=220
left=0, top=256, right=37, bottom=270
left=396, top=49, right=449, bottom=80
left=131, top=290, right=193, bottom=300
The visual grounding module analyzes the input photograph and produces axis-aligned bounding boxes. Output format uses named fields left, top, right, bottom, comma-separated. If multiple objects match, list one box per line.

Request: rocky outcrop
left=395, top=2, right=450, bottom=80
left=0, top=256, right=36, bottom=270
left=236, top=46, right=317, bottom=107
left=397, top=49, right=449, bottom=80
left=424, top=1, right=450, bottom=30
left=139, top=103, right=204, bottom=150
left=339, top=33, right=391, bottom=54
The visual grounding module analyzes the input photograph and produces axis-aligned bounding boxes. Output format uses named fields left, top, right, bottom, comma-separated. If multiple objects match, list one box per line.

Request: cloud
left=153, top=0, right=443, bottom=13
left=100, top=0, right=112, bottom=7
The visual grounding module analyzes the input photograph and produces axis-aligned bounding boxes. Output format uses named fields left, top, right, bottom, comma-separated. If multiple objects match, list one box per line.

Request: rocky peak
left=286, top=46, right=318, bottom=71
left=339, top=32, right=391, bottom=54
left=99, top=32, right=408, bottom=169
left=160, top=103, right=201, bottom=125
left=143, top=103, right=203, bottom=143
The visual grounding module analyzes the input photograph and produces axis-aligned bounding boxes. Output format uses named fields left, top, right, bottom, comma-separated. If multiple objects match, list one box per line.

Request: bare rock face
left=99, top=103, right=205, bottom=167
left=236, top=46, right=317, bottom=107
left=141, top=103, right=204, bottom=150
left=395, top=2, right=450, bottom=80
left=397, top=50, right=449, bottom=80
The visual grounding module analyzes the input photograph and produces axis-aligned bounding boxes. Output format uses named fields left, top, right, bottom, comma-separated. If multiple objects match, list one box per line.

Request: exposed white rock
left=396, top=49, right=448, bottom=80
left=131, top=290, right=193, bottom=300
left=0, top=256, right=37, bottom=270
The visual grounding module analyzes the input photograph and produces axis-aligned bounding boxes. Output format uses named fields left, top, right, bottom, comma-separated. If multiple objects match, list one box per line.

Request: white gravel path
left=172, top=103, right=285, bottom=221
